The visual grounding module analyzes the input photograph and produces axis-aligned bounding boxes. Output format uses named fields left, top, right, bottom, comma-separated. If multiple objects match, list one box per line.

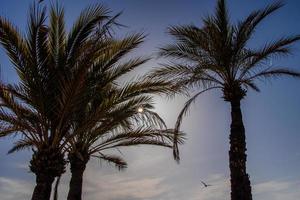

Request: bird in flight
left=200, top=180, right=212, bottom=188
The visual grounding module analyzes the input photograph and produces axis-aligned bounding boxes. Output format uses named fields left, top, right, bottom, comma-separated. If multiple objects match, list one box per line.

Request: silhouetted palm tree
left=0, top=3, right=117, bottom=200
left=0, top=3, right=182, bottom=200
left=149, top=1, right=300, bottom=199
left=65, top=32, right=183, bottom=200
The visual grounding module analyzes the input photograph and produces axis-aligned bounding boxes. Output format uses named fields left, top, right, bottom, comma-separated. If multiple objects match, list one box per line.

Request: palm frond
left=66, top=4, right=110, bottom=64
left=49, top=3, right=66, bottom=69
left=239, top=35, right=300, bottom=79
left=94, top=11, right=124, bottom=39
left=96, top=33, right=145, bottom=72
left=214, top=0, right=230, bottom=38
left=0, top=109, right=34, bottom=134
left=240, top=79, right=260, bottom=92
left=149, top=63, right=195, bottom=80
left=93, top=153, right=127, bottom=170
left=104, top=57, right=150, bottom=84
left=0, top=17, right=28, bottom=76
left=106, top=140, right=172, bottom=150
left=116, top=78, right=179, bottom=99
left=8, top=139, right=35, bottom=154
left=0, top=126, right=24, bottom=137
left=173, top=86, right=220, bottom=162
left=247, top=68, right=300, bottom=81
left=234, top=1, right=284, bottom=53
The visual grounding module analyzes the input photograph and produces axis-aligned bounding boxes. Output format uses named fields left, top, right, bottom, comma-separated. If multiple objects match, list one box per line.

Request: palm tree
left=0, top=3, right=118, bottom=200
left=149, top=1, right=300, bottom=199
left=66, top=82, right=180, bottom=200
left=64, top=34, right=184, bottom=200
left=0, top=3, right=182, bottom=200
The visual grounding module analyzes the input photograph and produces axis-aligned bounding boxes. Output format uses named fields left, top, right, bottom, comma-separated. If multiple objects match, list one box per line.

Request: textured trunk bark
left=67, top=158, right=87, bottom=200
left=29, top=147, right=66, bottom=200
left=229, top=100, right=252, bottom=200
left=31, top=174, right=55, bottom=200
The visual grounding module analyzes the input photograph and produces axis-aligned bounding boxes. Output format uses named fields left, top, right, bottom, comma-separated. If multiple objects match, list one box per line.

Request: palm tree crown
left=0, top=1, right=117, bottom=166
left=150, top=0, right=300, bottom=160
left=66, top=34, right=184, bottom=169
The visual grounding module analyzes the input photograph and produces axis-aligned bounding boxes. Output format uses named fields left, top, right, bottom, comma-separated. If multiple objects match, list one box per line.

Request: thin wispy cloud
left=80, top=159, right=171, bottom=200
left=0, top=177, right=32, bottom=200
left=84, top=176, right=169, bottom=200
left=253, top=179, right=300, bottom=200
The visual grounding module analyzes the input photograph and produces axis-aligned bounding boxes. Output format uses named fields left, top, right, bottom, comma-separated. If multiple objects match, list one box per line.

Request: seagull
left=200, top=180, right=212, bottom=188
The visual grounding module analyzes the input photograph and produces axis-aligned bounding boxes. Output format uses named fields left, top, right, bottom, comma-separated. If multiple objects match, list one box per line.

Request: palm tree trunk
left=31, top=174, right=55, bottom=200
left=67, top=157, right=87, bottom=200
left=29, top=148, right=66, bottom=200
left=229, top=100, right=252, bottom=200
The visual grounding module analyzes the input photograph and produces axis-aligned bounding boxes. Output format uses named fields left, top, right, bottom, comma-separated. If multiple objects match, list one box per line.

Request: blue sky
left=0, top=0, right=300, bottom=200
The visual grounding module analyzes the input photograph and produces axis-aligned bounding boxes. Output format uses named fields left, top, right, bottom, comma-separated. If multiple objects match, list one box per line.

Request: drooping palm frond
left=245, top=68, right=300, bottom=81
left=0, top=85, right=44, bottom=144
left=0, top=125, right=24, bottom=137
left=173, top=86, right=221, bottom=161
left=88, top=127, right=183, bottom=153
left=0, top=19, right=27, bottom=73
left=237, top=35, right=300, bottom=78
left=8, top=138, right=35, bottom=154
left=93, top=153, right=127, bottom=170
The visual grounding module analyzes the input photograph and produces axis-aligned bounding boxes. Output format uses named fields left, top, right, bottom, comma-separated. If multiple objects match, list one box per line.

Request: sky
left=0, top=0, right=300, bottom=200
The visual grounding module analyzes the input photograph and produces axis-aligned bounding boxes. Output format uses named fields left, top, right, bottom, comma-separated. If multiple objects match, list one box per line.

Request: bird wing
left=200, top=181, right=206, bottom=186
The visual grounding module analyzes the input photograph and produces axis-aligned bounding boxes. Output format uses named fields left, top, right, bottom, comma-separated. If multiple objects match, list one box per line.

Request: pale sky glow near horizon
left=0, top=0, right=300, bottom=200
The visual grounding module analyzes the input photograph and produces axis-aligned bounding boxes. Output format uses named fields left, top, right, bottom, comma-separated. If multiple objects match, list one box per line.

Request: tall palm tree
left=64, top=33, right=184, bottom=200
left=0, top=3, right=181, bottom=200
left=149, top=1, right=300, bottom=199
left=0, top=3, right=118, bottom=200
